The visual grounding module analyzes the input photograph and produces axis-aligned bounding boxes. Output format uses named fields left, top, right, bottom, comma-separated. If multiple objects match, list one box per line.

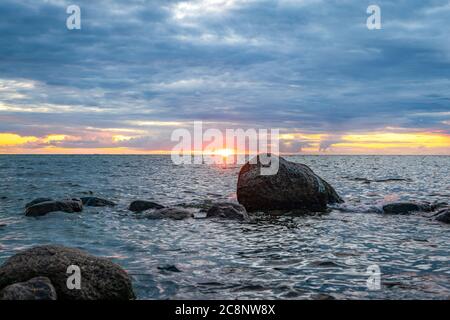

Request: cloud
left=0, top=0, right=449, bottom=153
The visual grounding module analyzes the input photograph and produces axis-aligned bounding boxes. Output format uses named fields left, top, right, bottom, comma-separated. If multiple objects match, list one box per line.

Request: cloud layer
left=0, top=0, right=449, bottom=154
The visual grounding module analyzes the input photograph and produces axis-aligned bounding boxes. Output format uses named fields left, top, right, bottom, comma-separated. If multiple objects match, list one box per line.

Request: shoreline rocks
left=0, top=245, right=135, bottom=300
left=0, top=276, right=57, bottom=300
left=435, top=208, right=450, bottom=224
left=382, top=202, right=432, bottom=215
left=143, top=207, right=193, bottom=220
left=129, top=200, right=165, bottom=212
left=206, top=202, right=250, bottom=221
left=25, top=199, right=83, bottom=217
left=25, top=198, right=53, bottom=209
left=237, top=155, right=343, bottom=212
left=80, top=197, right=116, bottom=207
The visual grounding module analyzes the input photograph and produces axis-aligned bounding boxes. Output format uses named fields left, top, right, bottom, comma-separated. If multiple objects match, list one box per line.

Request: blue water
left=0, top=155, right=449, bottom=299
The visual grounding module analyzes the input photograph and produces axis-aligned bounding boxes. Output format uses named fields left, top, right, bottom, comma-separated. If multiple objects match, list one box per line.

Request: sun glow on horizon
left=0, top=130, right=449, bottom=155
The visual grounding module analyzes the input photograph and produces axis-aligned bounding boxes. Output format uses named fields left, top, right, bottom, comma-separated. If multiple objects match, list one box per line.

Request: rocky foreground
left=0, top=155, right=448, bottom=300
left=0, top=245, right=135, bottom=300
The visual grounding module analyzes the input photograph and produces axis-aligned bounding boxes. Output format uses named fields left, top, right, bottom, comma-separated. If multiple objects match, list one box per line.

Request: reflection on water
left=0, top=155, right=449, bottom=299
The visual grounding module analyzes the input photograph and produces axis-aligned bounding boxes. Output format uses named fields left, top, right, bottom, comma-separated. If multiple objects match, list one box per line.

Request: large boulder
left=129, top=200, right=164, bottom=212
left=435, top=208, right=450, bottom=224
left=0, top=245, right=135, bottom=300
left=144, top=207, right=193, bottom=220
left=0, top=276, right=57, bottom=300
left=382, top=202, right=432, bottom=215
left=206, top=202, right=250, bottom=221
left=237, top=155, right=343, bottom=212
left=25, top=199, right=83, bottom=217
left=80, top=197, right=116, bottom=207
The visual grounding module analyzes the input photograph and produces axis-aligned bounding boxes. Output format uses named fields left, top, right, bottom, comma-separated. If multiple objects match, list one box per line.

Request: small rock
left=80, top=197, right=116, bottom=207
left=144, top=207, right=193, bottom=220
left=25, top=199, right=83, bottom=217
left=129, top=200, right=164, bottom=212
left=0, top=276, right=57, bottom=300
left=382, top=202, right=432, bottom=215
left=0, top=245, right=135, bottom=300
left=157, top=264, right=181, bottom=273
left=435, top=208, right=450, bottom=224
left=25, top=198, right=53, bottom=209
left=311, top=293, right=336, bottom=300
left=206, top=202, right=250, bottom=221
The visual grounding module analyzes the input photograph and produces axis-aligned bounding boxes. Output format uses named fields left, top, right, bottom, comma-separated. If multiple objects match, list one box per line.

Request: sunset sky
left=0, top=0, right=449, bottom=155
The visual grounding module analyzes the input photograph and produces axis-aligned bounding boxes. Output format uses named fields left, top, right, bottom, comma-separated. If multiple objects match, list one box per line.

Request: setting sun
left=212, top=148, right=235, bottom=157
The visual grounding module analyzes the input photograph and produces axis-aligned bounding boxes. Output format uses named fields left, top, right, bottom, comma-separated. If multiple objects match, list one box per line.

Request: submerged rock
left=157, top=264, right=181, bottom=273
left=25, top=198, right=53, bottom=209
left=435, top=208, right=450, bottom=224
left=25, top=199, right=83, bottom=217
left=206, top=202, right=250, bottom=221
left=0, top=245, right=135, bottom=300
left=382, top=202, right=432, bottom=215
left=0, top=276, right=57, bottom=300
left=237, top=155, right=343, bottom=212
left=144, top=207, right=193, bottom=220
left=80, top=197, right=116, bottom=207
left=129, top=200, right=164, bottom=212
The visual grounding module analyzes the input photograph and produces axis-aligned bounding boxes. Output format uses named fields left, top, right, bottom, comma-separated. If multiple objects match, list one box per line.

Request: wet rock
left=80, top=197, right=116, bottom=207
left=206, top=202, right=250, bottom=221
left=25, top=199, right=83, bottom=217
left=0, top=276, right=57, bottom=300
left=144, top=207, right=193, bottom=220
left=237, top=155, right=343, bottom=212
left=435, top=208, right=450, bottom=224
left=311, top=293, right=336, bottom=300
left=157, top=264, right=181, bottom=273
left=0, top=245, right=135, bottom=300
left=129, top=200, right=164, bottom=212
left=431, top=201, right=448, bottom=211
left=25, top=198, right=53, bottom=209
left=382, top=202, right=432, bottom=215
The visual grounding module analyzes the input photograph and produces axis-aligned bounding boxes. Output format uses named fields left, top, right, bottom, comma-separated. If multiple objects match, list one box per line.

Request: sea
left=0, top=155, right=449, bottom=299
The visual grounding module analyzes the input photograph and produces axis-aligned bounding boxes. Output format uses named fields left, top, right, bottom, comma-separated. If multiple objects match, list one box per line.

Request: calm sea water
left=0, top=155, right=449, bottom=299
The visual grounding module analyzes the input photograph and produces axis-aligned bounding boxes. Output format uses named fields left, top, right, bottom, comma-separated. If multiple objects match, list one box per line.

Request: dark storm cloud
left=0, top=0, right=449, bottom=142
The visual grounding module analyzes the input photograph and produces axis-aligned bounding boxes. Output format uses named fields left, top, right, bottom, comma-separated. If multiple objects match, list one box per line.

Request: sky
left=0, top=0, right=449, bottom=155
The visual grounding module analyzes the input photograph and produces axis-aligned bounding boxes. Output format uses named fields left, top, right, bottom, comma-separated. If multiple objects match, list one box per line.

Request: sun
left=213, top=148, right=235, bottom=157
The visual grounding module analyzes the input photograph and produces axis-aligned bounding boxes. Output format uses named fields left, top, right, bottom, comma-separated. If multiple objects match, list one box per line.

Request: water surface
left=0, top=155, right=449, bottom=299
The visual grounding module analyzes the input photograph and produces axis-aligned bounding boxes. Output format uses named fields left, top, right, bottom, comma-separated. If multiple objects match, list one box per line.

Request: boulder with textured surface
left=0, top=276, right=57, bottom=300
left=0, top=245, right=135, bottom=300
left=237, top=155, right=343, bottom=212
